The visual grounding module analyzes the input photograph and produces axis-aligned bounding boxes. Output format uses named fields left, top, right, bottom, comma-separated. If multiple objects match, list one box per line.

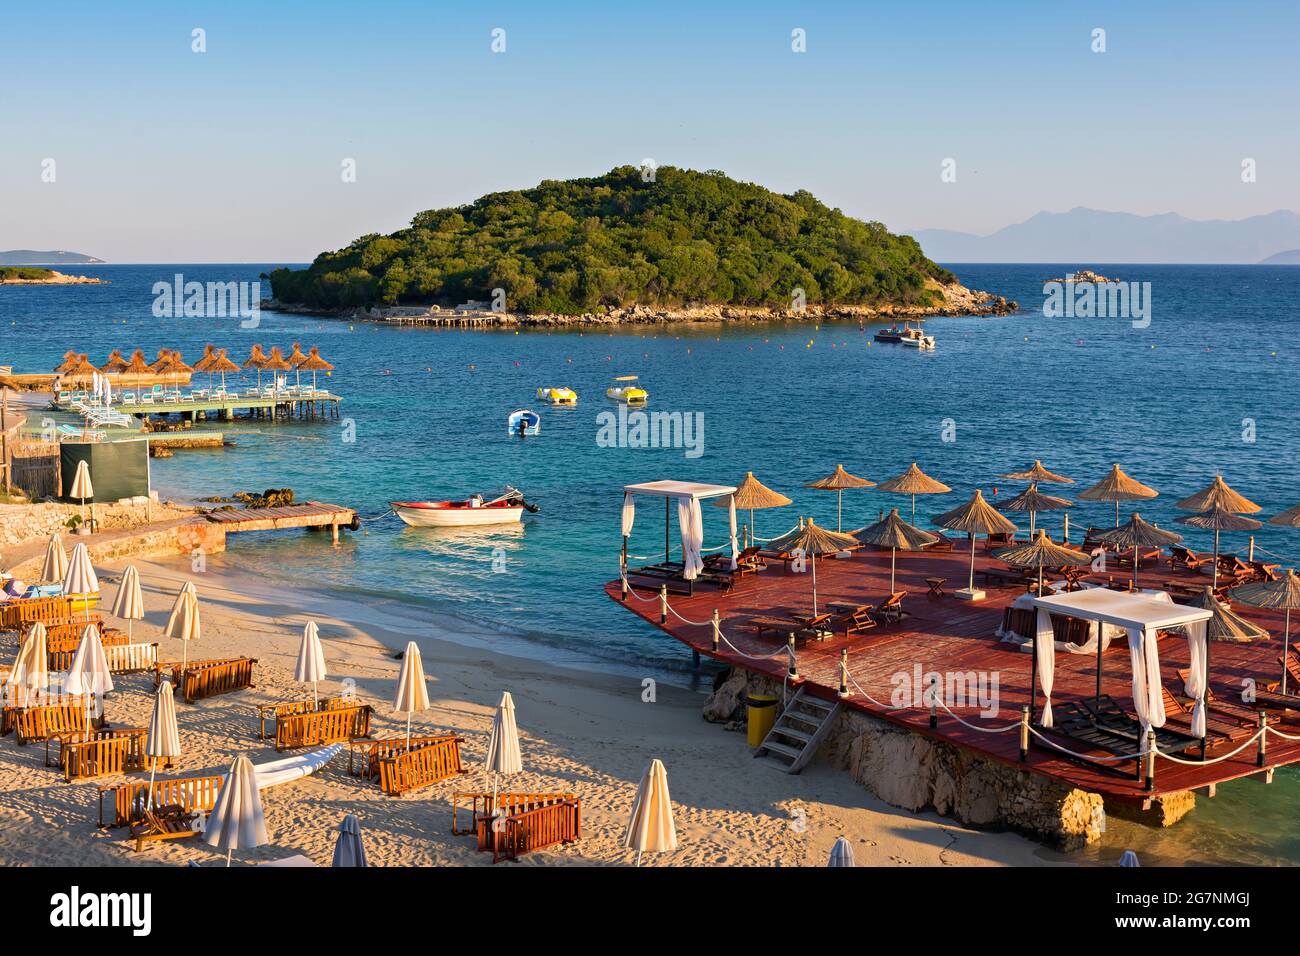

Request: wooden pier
left=57, top=393, right=342, bottom=422
left=204, top=502, right=358, bottom=543
left=606, top=541, right=1300, bottom=805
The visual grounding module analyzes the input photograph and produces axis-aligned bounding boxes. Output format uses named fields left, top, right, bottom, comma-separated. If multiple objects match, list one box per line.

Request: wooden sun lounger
left=477, top=798, right=581, bottom=863
left=871, top=591, right=909, bottom=625
left=103, top=642, right=159, bottom=674
left=748, top=612, right=832, bottom=643
left=922, top=534, right=955, bottom=552
left=155, top=657, right=257, bottom=703
left=453, top=791, right=577, bottom=836
left=257, top=696, right=352, bottom=739
left=12, top=698, right=104, bottom=745
left=1169, top=546, right=1212, bottom=571
left=274, top=703, right=372, bottom=751
left=99, top=774, right=224, bottom=828
left=130, top=804, right=201, bottom=853
left=0, top=596, right=77, bottom=630
left=825, top=602, right=877, bottom=638
left=1040, top=702, right=1144, bottom=780
left=377, top=736, right=465, bottom=796
left=1078, top=695, right=1204, bottom=757
left=40, top=619, right=115, bottom=646
left=50, top=728, right=150, bottom=783
left=978, top=566, right=1032, bottom=588
left=349, top=734, right=461, bottom=780
left=1159, top=686, right=1255, bottom=749
left=1175, top=668, right=1276, bottom=727
left=703, top=546, right=765, bottom=576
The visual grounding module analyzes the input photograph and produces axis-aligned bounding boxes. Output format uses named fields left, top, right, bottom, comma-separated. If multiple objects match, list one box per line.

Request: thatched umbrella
left=1000, top=459, right=1074, bottom=484
left=299, top=346, right=335, bottom=393
left=994, top=529, right=1090, bottom=595
left=208, top=349, right=241, bottom=393
left=54, top=351, right=79, bottom=374
left=997, top=482, right=1073, bottom=537
left=933, top=489, right=1018, bottom=598
left=99, top=350, right=128, bottom=374
left=1176, top=475, right=1261, bottom=515
left=1178, top=586, right=1268, bottom=644
left=191, top=344, right=217, bottom=391
left=876, top=463, right=952, bottom=524
left=1231, top=570, right=1300, bottom=693
left=264, top=346, right=292, bottom=396
left=67, top=354, right=99, bottom=379
left=854, top=507, right=938, bottom=593
left=805, top=464, right=874, bottom=531
left=243, top=344, right=269, bottom=392
left=1269, top=503, right=1300, bottom=528
left=148, top=349, right=173, bottom=373
left=1175, top=505, right=1263, bottom=589
left=1077, top=464, right=1158, bottom=528
left=287, top=342, right=309, bottom=390
left=765, top=518, right=860, bottom=614
left=1096, top=512, right=1183, bottom=590
left=160, top=350, right=193, bottom=397
left=711, top=472, right=791, bottom=547
left=122, top=350, right=152, bottom=399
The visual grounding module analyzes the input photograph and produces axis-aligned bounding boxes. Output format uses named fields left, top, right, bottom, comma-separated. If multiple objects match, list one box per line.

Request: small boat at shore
left=391, top=488, right=539, bottom=527
left=537, top=386, right=577, bottom=405
left=874, top=324, right=935, bottom=350
left=507, top=409, right=540, bottom=435
left=607, top=375, right=648, bottom=404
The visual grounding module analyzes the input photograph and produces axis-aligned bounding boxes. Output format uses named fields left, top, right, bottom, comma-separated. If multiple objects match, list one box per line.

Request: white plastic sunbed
left=250, top=743, right=342, bottom=790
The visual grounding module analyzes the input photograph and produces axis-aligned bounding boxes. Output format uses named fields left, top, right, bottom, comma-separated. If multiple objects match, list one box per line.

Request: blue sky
left=3, top=0, right=1298, bottom=261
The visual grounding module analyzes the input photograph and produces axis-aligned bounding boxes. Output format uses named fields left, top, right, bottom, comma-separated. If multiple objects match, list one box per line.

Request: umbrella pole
left=837, top=491, right=843, bottom=532
left=1029, top=510, right=1036, bottom=537
left=1211, top=530, right=1220, bottom=590
left=911, top=494, right=917, bottom=525
left=406, top=713, right=412, bottom=750
left=1285, top=609, right=1293, bottom=696
left=890, top=548, right=897, bottom=594
left=1132, top=546, right=1139, bottom=591
left=1096, top=619, right=1103, bottom=707
left=811, top=555, right=818, bottom=614
left=968, top=534, right=976, bottom=593
left=1115, top=500, right=1120, bottom=528
left=226, top=848, right=232, bottom=867
left=147, top=764, right=157, bottom=810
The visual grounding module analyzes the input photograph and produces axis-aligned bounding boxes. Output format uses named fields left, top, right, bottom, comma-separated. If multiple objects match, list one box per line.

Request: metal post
left=928, top=673, right=939, bottom=729
left=1145, top=730, right=1156, bottom=792
left=1019, top=706, right=1030, bottom=761
left=838, top=648, right=850, bottom=698
left=786, top=637, right=797, bottom=680
left=664, top=498, right=670, bottom=565
left=659, top=585, right=667, bottom=625
left=621, top=536, right=628, bottom=601
left=711, top=609, right=720, bottom=654
left=1257, top=711, right=1267, bottom=767
left=1248, top=536, right=1256, bottom=562
left=1029, top=619, right=1038, bottom=724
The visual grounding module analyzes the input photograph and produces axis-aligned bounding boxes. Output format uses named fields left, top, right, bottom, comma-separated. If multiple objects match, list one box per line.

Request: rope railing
left=1151, top=729, right=1265, bottom=766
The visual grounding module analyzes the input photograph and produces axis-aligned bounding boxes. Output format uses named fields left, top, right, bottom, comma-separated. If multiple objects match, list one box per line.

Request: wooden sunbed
left=1039, top=702, right=1145, bottom=779
left=1169, top=546, right=1212, bottom=572
left=922, top=534, right=956, bottom=552
left=871, top=591, right=909, bottom=625
left=453, top=791, right=576, bottom=835
left=1078, top=694, right=1204, bottom=758
left=377, top=735, right=465, bottom=796
left=155, top=657, right=257, bottom=703
left=1250, top=560, right=1281, bottom=582
left=1159, top=685, right=1256, bottom=751
left=49, top=728, right=149, bottom=783
left=257, top=696, right=351, bottom=739
left=274, top=703, right=372, bottom=751
left=478, top=798, right=581, bottom=863
left=130, top=804, right=201, bottom=853
left=349, top=734, right=461, bottom=780
left=12, top=698, right=104, bottom=745
left=748, top=612, right=832, bottom=643
left=825, top=602, right=877, bottom=638
left=1175, top=668, right=1276, bottom=728
left=99, top=774, right=224, bottom=828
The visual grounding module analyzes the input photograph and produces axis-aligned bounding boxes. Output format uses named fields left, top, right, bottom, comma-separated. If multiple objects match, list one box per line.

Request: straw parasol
left=122, top=350, right=153, bottom=397
left=332, top=814, right=367, bottom=868
left=994, top=529, right=1091, bottom=595
left=63, top=623, right=113, bottom=732
left=264, top=346, right=292, bottom=395
left=40, top=533, right=68, bottom=584
left=54, top=351, right=79, bottom=374
left=192, top=344, right=217, bottom=391
left=854, top=508, right=938, bottom=593
left=765, top=518, right=861, bottom=613
left=70, top=459, right=93, bottom=527
left=827, top=836, right=855, bottom=867
left=111, top=564, right=145, bottom=640
left=1176, top=475, right=1261, bottom=515
left=1177, top=586, right=1268, bottom=644
left=1269, top=503, right=1300, bottom=528
left=933, top=489, right=1018, bottom=598
left=63, top=542, right=99, bottom=622
left=1096, top=513, right=1183, bottom=590
left=1077, top=464, right=1158, bottom=528
left=1175, top=505, right=1263, bottom=589
left=876, top=463, right=951, bottom=524
left=805, top=465, right=875, bottom=532
left=148, top=349, right=173, bottom=373
left=208, top=349, right=241, bottom=393
left=624, top=758, right=676, bottom=866
left=205, top=754, right=269, bottom=866
left=393, top=641, right=430, bottom=749
left=997, top=482, right=1073, bottom=537
left=484, top=691, right=522, bottom=808
left=294, top=621, right=327, bottom=704
left=298, top=346, right=334, bottom=394
left=99, top=350, right=128, bottom=374
left=712, top=471, right=791, bottom=547
left=161, top=351, right=193, bottom=395
left=1000, top=459, right=1074, bottom=484
left=145, top=680, right=181, bottom=808
left=164, top=581, right=200, bottom=668
left=67, top=354, right=99, bottom=379
left=1231, top=570, right=1300, bottom=694
left=5, top=622, right=48, bottom=707
left=287, top=342, right=309, bottom=390
left=243, top=344, right=269, bottom=392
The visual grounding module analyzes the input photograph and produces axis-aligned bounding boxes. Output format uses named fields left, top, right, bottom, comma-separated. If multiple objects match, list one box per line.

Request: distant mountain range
left=909, top=208, right=1300, bottom=264
left=0, top=250, right=104, bottom=265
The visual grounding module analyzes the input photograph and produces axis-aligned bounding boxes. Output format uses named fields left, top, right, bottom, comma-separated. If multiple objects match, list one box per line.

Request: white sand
left=0, top=555, right=1064, bottom=867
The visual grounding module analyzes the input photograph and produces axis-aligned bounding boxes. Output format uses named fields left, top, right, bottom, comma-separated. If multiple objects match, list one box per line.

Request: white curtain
left=1035, top=607, right=1055, bottom=728
left=1126, top=626, right=1167, bottom=752
left=621, top=493, right=635, bottom=539
left=677, top=498, right=704, bottom=580
left=727, top=497, right=739, bottom=570
left=1183, top=619, right=1208, bottom=739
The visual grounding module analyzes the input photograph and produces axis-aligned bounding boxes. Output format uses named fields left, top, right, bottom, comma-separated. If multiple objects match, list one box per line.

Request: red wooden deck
left=604, top=542, right=1300, bottom=803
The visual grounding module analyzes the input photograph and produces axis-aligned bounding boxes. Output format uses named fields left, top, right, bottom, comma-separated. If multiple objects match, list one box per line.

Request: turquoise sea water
left=3, top=262, right=1299, bottom=863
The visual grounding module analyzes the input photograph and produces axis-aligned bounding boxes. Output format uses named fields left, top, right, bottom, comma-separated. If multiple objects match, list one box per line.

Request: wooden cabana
left=620, top=480, right=737, bottom=597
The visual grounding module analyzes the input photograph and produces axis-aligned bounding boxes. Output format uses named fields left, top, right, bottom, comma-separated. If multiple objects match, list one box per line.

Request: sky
left=3, top=0, right=1298, bottom=262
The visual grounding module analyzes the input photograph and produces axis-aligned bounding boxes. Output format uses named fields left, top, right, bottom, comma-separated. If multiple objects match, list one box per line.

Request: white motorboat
left=390, top=488, right=539, bottom=527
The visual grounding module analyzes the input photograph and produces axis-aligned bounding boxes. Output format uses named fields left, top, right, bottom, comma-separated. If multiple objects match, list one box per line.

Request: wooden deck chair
left=130, top=804, right=200, bottom=852
left=871, top=591, right=909, bottom=625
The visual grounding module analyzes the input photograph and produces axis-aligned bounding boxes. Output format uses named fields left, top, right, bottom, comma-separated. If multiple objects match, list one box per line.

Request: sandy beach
left=0, top=554, right=1062, bottom=867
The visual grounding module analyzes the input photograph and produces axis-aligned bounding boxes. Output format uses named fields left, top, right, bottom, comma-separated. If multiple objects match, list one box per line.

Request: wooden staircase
left=753, top=687, right=841, bottom=773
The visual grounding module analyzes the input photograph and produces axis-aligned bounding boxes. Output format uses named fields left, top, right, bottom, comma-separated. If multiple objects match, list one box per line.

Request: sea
left=2, top=262, right=1299, bottom=865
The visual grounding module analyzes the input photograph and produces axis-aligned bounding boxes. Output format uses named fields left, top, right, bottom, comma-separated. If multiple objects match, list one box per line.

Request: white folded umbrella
left=624, top=758, right=677, bottom=866
left=62, top=543, right=99, bottom=622
left=293, top=620, right=327, bottom=704
left=70, top=459, right=93, bottom=526
left=392, top=641, right=429, bottom=749
left=63, top=624, right=114, bottom=731
left=5, top=622, right=48, bottom=706
left=331, top=813, right=367, bottom=868
left=827, top=836, right=855, bottom=867
left=145, top=680, right=181, bottom=807
left=484, top=691, right=522, bottom=805
left=111, top=564, right=145, bottom=640
left=163, top=582, right=200, bottom=668
left=205, top=754, right=269, bottom=866
left=41, top=534, right=69, bottom=584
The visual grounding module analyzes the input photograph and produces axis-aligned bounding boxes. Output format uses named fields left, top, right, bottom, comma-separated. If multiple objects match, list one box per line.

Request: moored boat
left=875, top=324, right=935, bottom=350
left=507, top=409, right=540, bottom=435
left=536, top=386, right=577, bottom=405
left=607, top=375, right=648, bottom=403
left=390, top=488, right=539, bottom=527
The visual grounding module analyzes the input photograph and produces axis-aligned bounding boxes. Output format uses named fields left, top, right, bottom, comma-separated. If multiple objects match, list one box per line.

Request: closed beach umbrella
left=70, top=459, right=93, bottom=527
left=805, top=464, right=875, bottom=531
left=63, top=542, right=99, bottom=622
left=854, top=507, right=938, bottom=593
left=40, top=533, right=68, bottom=584
left=827, top=836, right=855, bottom=867
left=5, top=622, right=48, bottom=706
left=624, top=758, right=677, bottom=866
left=484, top=691, right=522, bottom=806
left=997, top=482, right=1073, bottom=538
left=876, top=463, right=952, bottom=524
left=1231, top=570, right=1300, bottom=694
left=1096, top=513, right=1183, bottom=590
left=63, top=623, right=113, bottom=732
left=1077, top=464, right=1158, bottom=528
left=205, top=754, right=269, bottom=866
left=995, top=529, right=1091, bottom=595
left=933, top=489, right=1019, bottom=597
left=110, top=564, right=145, bottom=640
left=765, top=518, right=861, bottom=614
left=332, top=814, right=367, bottom=868
left=145, top=680, right=181, bottom=807
left=393, top=641, right=430, bottom=749
left=1000, top=459, right=1075, bottom=485
left=1118, top=850, right=1141, bottom=867
left=294, top=620, right=328, bottom=704
left=712, top=471, right=792, bottom=547
left=1175, top=475, right=1261, bottom=516
left=299, top=346, right=334, bottom=393
left=164, top=581, right=200, bottom=669
left=1175, top=505, right=1262, bottom=589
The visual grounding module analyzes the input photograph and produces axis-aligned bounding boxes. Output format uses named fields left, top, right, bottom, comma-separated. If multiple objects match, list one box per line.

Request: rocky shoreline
left=264, top=280, right=1017, bottom=328
left=0, top=270, right=107, bottom=285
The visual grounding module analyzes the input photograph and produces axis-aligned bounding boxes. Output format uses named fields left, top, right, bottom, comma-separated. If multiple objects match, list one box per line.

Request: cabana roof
left=1032, top=587, right=1211, bottom=631
left=623, top=480, right=736, bottom=501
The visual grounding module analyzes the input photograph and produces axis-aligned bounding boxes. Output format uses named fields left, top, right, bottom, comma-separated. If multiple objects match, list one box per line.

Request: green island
left=0, top=267, right=56, bottom=281
left=268, top=166, right=970, bottom=315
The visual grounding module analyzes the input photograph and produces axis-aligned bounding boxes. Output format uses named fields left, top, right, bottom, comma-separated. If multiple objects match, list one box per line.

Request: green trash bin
left=745, top=693, right=779, bottom=747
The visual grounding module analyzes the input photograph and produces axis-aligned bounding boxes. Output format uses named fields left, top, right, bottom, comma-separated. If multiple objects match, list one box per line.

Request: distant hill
left=269, top=166, right=956, bottom=314
left=0, top=250, right=104, bottom=265
left=1258, top=249, right=1300, bottom=265
left=909, top=208, right=1300, bottom=264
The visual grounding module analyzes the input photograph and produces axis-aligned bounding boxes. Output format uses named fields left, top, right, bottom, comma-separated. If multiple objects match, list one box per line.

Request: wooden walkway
left=205, top=502, right=358, bottom=542
left=605, top=543, right=1300, bottom=804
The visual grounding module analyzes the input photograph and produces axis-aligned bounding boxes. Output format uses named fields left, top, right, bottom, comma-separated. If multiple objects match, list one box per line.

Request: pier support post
left=331, top=521, right=339, bottom=545
left=691, top=649, right=700, bottom=671
left=1019, top=706, right=1030, bottom=761
left=711, top=609, right=720, bottom=654
left=1257, top=711, right=1267, bottom=767
left=659, top=585, right=667, bottom=625
left=1145, top=730, right=1156, bottom=792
